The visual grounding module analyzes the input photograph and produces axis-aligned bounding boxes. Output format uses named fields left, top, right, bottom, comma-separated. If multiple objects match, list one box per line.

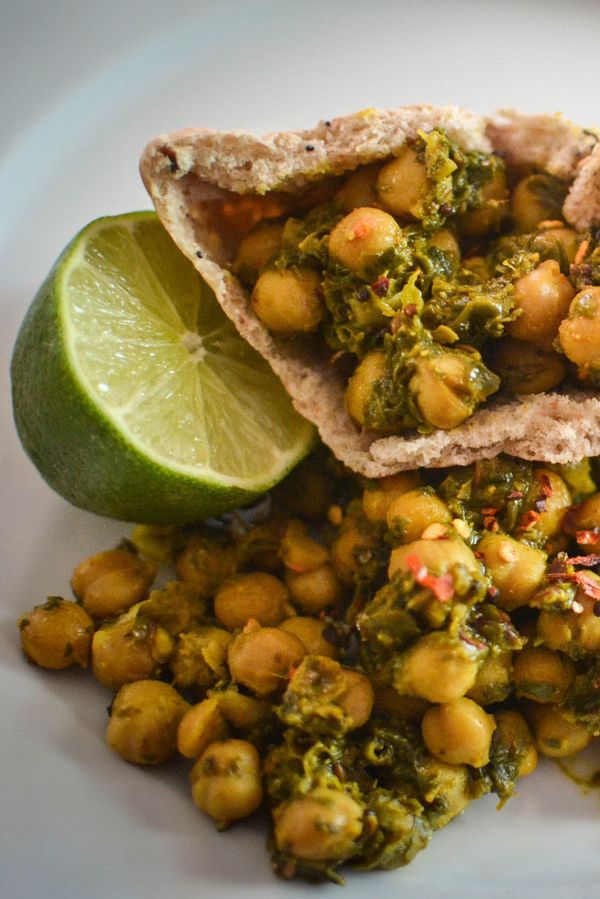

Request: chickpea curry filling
left=232, top=128, right=600, bottom=434
left=18, top=449, right=600, bottom=883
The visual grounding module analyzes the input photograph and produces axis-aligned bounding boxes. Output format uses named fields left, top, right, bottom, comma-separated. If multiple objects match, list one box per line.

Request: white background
left=1, top=2, right=600, bottom=897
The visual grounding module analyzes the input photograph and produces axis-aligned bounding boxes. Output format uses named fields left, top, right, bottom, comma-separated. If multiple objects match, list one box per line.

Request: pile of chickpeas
left=233, top=133, right=600, bottom=433
left=17, top=452, right=600, bottom=881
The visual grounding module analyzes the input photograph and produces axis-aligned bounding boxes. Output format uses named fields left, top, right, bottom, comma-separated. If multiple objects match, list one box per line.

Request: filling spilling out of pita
left=229, top=128, right=600, bottom=436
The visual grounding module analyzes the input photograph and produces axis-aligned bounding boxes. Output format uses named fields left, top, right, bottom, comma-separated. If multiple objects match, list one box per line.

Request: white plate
left=2, top=2, right=599, bottom=897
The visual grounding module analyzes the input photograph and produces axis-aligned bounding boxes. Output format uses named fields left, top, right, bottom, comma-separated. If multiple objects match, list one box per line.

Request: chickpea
left=279, top=616, right=338, bottom=658
left=421, top=697, right=496, bottom=768
left=456, top=164, right=508, bottom=237
left=228, top=623, right=306, bottom=695
left=233, top=220, right=284, bottom=284
left=566, top=491, right=600, bottom=553
left=373, top=687, right=429, bottom=720
left=328, top=207, right=402, bottom=277
left=467, top=650, right=513, bottom=706
left=428, top=227, right=461, bottom=260
left=345, top=350, right=387, bottom=427
left=531, top=226, right=580, bottom=268
left=526, top=704, right=593, bottom=758
left=285, top=564, right=344, bottom=613
left=507, top=260, right=575, bottom=350
left=361, top=471, right=421, bottom=523
left=107, top=680, right=189, bottom=765
left=394, top=632, right=480, bottom=703
left=487, top=337, right=567, bottom=395
left=419, top=759, right=470, bottom=827
left=176, top=535, right=236, bottom=598
left=330, top=519, right=377, bottom=584
left=335, top=165, right=381, bottom=213
left=559, top=286, right=600, bottom=373
left=170, top=626, right=232, bottom=690
left=462, top=255, right=492, bottom=280
left=493, top=710, right=538, bottom=777
left=538, top=589, right=600, bottom=654
left=280, top=520, right=329, bottom=573
left=477, top=533, right=546, bottom=611
left=214, top=572, right=292, bottom=630
left=409, top=353, right=492, bottom=430
left=337, top=669, right=374, bottom=730
left=511, top=174, right=566, bottom=232
left=177, top=697, right=228, bottom=759
left=71, top=548, right=158, bottom=620
left=129, top=524, right=181, bottom=565
left=19, top=598, right=94, bottom=670
left=273, top=788, right=363, bottom=861
left=190, top=739, right=263, bottom=828
left=91, top=605, right=173, bottom=691
left=281, top=655, right=373, bottom=732
left=251, top=268, right=324, bottom=335
left=386, top=488, right=451, bottom=544
left=376, top=145, right=430, bottom=220
left=513, top=647, right=575, bottom=703
left=388, top=537, right=480, bottom=580
left=214, top=690, right=270, bottom=729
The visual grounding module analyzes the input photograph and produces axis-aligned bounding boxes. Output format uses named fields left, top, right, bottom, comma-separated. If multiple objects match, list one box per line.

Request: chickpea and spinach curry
left=232, top=129, right=600, bottom=434
left=18, top=449, right=600, bottom=883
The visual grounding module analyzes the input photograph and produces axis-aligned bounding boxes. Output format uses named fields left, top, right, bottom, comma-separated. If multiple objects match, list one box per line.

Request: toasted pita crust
left=140, top=104, right=600, bottom=476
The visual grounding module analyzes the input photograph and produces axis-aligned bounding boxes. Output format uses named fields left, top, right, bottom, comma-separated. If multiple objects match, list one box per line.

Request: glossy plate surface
left=2, top=2, right=599, bottom=897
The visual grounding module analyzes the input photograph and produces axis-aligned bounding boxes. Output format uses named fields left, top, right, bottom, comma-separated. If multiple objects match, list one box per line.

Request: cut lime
left=11, top=212, right=316, bottom=523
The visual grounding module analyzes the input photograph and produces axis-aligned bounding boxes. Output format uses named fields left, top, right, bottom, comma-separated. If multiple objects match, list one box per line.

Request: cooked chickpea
left=567, top=490, right=600, bottom=552
left=330, top=519, right=376, bottom=584
left=507, top=260, right=575, bottom=350
left=419, top=759, right=470, bottom=827
left=345, top=350, right=387, bottom=427
left=335, top=165, right=381, bottom=213
left=19, top=598, right=94, bottom=670
left=190, top=739, right=263, bottom=828
left=214, top=572, right=291, bottom=630
left=376, top=145, right=430, bottom=220
left=421, top=697, right=496, bottom=768
left=361, top=471, right=421, bottom=523
left=409, top=353, right=481, bottom=430
left=467, top=650, right=513, bottom=706
left=394, top=632, right=480, bottom=703
left=456, top=164, right=508, bottom=236
left=540, top=589, right=600, bottom=654
left=130, top=524, right=181, bottom=565
left=280, top=520, right=329, bottom=573
left=285, top=564, right=344, bottom=613
left=462, top=255, right=492, bottom=280
left=373, top=688, right=429, bottom=720
left=526, top=704, right=593, bottom=758
left=428, top=227, right=461, bottom=259
left=328, top=207, right=402, bottom=276
left=107, top=680, right=189, bottom=765
left=513, top=647, right=575, bottom=703
left=227, top=623, right=306, bottom=695
left=273, top=788, right=363, bottom=861
left=531, top=226, right=580, bottom=268
left=251, top=268, right=324, bottom=334
left=337, top=669, right=374, bottom=730
left=71, top=548, right=158, bottom=620
left=215, top=690, right=270, bottom=729
left=386, top=488, right=451, bottom=544
left=176, top=535, right=236, bottom=598
left=91, top=605, right=172, bottom=691
left=279, top=616, right=338, bottom=658
left=559, top=286, right=600, bottom=373
left=388, top=537, right=480, bottom=580
left=233, top=220, right=284, bottom=284
left=170, top=626, right=232, bottom=689
left=493, top=709, right=538, bottom=777
left=477, top=533, right=546, bottom=611
left=511, top=174, right=565, bottom=232
left=177, top=697, right=228, bottom=759
left=487, top=337, right=567, bottom=395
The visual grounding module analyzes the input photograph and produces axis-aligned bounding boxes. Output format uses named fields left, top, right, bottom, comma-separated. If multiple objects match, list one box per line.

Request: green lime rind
left=11, top=213, right=316, bottom=523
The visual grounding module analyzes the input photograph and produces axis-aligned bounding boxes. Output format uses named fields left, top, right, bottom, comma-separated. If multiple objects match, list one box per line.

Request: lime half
left=11, top=212, right=316, bottom=522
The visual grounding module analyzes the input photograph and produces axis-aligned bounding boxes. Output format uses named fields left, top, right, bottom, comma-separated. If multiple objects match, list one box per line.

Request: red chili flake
left=518, top=510, right=540, bottom=531
left=487, top=585, right=500, bottom=600
left=565, top=554, right=600, bottom=567
left=572, top=570, right=600, bottom=600
left=484, top=516, right=499, bottom=532
left=575, top=529, right=600, bottom=545
left=404, top=554, right=454, bottom=603
left=506, top=490, right=524, bottom=501
left=353, top=222, right=369, bottom=240
left=480, top=507, right=500, bottom=516
left=539, top=475, right=554, bottom=498
left=404, top=303, right=417, bottom=317
left=474, top=550, right=485, bottom=560
left=371, top=276, right=390, bottom=297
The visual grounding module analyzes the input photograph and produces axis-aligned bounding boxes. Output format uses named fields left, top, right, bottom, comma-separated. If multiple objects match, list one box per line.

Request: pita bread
left=140, top=105, right=600, bottom=476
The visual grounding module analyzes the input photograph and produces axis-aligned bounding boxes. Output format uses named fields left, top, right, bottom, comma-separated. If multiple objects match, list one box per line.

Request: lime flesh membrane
left=11, top=212, right=315, bottom=523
